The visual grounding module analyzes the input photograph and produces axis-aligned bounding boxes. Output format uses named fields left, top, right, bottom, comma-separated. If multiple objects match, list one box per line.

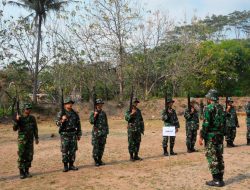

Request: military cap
left=205, top=89, right=219, bottom=101
left=64, top=97, right=75, bottom=104
left=23, top=103, right=32, bottom=110
left=166, top=97, right=175, bottom=103
left=226, top=97, right=233, bottom=103
left=96, top=98, right=104, bottom=104
left=133, top=97, right=140, bottom=103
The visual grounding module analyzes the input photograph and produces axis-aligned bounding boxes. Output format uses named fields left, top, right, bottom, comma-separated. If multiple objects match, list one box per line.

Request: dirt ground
left=0, top=112, right=249, bottom=190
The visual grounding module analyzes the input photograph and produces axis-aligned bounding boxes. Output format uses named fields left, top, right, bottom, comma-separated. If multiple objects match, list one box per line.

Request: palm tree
left=8, top=0, right=73, bottom=103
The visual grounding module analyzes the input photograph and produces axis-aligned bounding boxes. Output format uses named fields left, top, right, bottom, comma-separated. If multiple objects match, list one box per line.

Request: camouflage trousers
left=186, top=127, right=198, bottom=150
left=92, top=135, right=107, bottom=160
left=205, top=141, right=224, bottom=175
left=17, top=134, right=34, bottom=169
left=162, top=136, right=175, bottom=149
left=60, top=133, right=78, bottom=163
left=128, top=129, right=141, bottom=154
left=225, top=126, right=236, bottom=143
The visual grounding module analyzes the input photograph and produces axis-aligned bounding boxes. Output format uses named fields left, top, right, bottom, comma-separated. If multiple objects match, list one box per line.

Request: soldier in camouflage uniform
left=13, top=103, right=39, bottom=179
left=199, top=89, right=225, bottom=187
left=125, top=98, right=144, bottom=161
left=245, top=101, right=250, bottom=145
left=225, top=97, right=239, bottom=147
left=89, top=99, right=109, bottom=166
left=184, top=98, right=199, bottom=153
left=162, top=97, right=180, bottom=156
left=56, top=97, right=82, bottom=172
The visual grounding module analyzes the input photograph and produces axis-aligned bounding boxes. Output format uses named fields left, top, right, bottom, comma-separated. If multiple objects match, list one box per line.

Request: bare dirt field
left=0, top=98, right=249, bottom=190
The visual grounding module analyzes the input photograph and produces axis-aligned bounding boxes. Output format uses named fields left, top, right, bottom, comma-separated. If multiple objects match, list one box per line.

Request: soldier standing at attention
left=125, top=98, right=144, bottom=161
left=56, top=97, right=82, bottom=172
left=199, top=89, right=225, bottom=187
left=89, top=99, right=109, bottom=166
left=245, top=101, right=250, bottom=145
left=13, top=103, right=39, bottom=179
left=184, top=98, right=199, bottom=153
left=225, top=97, right=239, bottom=147
left=162, top=97, right=180, bottom=156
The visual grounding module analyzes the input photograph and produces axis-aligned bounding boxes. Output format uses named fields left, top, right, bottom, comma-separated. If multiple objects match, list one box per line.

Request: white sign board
left=163, top=126, right=176, bottom=137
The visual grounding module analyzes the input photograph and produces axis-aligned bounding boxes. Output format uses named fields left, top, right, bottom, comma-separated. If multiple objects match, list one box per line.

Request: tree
left=7, top=0, right=74, bottom=103
left=81, top=0, right=140, bottom=101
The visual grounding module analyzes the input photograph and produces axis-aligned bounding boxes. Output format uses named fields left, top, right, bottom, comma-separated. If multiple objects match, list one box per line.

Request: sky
left=140, top=0, right=250, bottom=22
left=1, top=0, right=250, bottom=21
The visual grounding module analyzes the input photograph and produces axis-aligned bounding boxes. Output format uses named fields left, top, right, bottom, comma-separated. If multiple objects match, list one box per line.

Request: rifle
left=164, top=91, right=168, bottom=111
left=225, top=96, right=229, bottom=112
left=199, top=99, right=204, bottom=120
left=4, top=90, right=16, bottom=117
left=13, top=87, right=20, bottom=122
left=187, top=93, right=191, bottom=112
left=129, top=86, right=134, bottom=113
left=93, top=87, right=98, bottom=126
left=59, top=88, right=66, bottom=133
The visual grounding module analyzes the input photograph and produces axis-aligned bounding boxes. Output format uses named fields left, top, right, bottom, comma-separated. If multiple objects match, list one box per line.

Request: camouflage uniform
left=200, top=89, right=225, bottom=187
left=245, top=102, right=250, bottom=145
left=13, top=103, right=38, bottom=179
left=225, top=100, right=239, bottom=147
left=184, top=107, right=199, bottom=152
left=162, top=102, right=180, bottom=155
left=125, top=105, right=144, bottom=160
left=56, top=99, right=82, bottom=170
left=89, top=106, right=109, bottom=165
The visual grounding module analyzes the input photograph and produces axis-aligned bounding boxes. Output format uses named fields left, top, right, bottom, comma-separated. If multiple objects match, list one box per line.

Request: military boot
left=218, top=173, right=225, bottom=187
left=227, top=142, right=233, bottom=148
left=247, top=139, right=250, bottom=145
left=134, top=152, right=143, bottom=161
left=191, top=146, right=198, bottom=152
left=98, top=156, right=105, bottom=166
left=129, top=152, right=134, bottom=161
left=187, top=146, right=192, bottom=153
left=19, top=169, right=26, bottom=179
left=206, top=174, right=224, bottom=187
left=94, top=158, right=100, bottom=167
left=163, top=147, right=169, bottom=156
left=25, top=168, right=32, bottom=178
left=170, top=147, right=177, bottom=155
left=63, top=162, right=69, bottom=172
left=69, top=162, right=78, bottom=171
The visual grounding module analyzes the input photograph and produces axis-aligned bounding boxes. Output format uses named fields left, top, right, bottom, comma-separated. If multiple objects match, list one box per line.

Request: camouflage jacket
left=225, top=106, right=239, bottom=128
left=89, top=110, right=109, bottom=136
left=245, top=102, right=250, bottom=127
left=125, top=108, right=144, bottom=134
left=162, top=108, right=180, bottom=128
left=56, top=109, right=82, bottom=137
left=13, top=114, right=39, bottom=140
left=200, top=102, right=226, bottom=142
left=184, top=108, right=199, bottom=130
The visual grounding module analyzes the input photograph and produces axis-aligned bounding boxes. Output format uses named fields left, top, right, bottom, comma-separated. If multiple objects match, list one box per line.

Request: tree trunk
left=32, top=15, right=42, bottom=104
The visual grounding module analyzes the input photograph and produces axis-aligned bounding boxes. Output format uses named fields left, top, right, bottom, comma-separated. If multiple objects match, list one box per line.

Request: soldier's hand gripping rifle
left=129, top=86, right=134, bottom=113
